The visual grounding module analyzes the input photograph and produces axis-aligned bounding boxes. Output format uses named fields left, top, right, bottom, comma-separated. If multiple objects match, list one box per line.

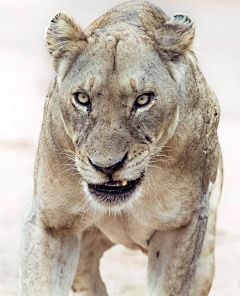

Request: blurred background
left=0, top=0, right=240, bottom=295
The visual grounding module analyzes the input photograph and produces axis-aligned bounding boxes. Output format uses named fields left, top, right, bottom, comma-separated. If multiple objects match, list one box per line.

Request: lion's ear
left=155, top=14, right=195, bottom=58
left=45, top=13, right=86, bottom=73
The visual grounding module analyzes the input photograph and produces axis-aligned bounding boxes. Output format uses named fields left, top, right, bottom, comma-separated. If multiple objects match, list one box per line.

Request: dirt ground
left=0, top=0, right=240, bottom=295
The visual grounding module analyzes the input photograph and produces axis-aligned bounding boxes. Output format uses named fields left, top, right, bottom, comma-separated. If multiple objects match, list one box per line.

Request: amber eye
left=74, top=92, right=90, bottom=105
left=135, top=93, right=153, bottom=108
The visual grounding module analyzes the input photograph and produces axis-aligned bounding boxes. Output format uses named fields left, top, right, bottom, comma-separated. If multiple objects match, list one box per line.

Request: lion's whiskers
left=59, top=166, right=78, bottom=177
left=146, top=164, right=161, bottom=170
left=150, top=153, right=173, bottom=160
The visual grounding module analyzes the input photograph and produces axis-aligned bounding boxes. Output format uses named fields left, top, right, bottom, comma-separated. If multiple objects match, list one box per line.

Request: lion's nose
left=88, top=152, right=128, bottom=175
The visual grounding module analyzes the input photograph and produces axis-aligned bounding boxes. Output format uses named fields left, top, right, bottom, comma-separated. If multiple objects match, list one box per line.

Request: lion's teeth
left=120, top=180, right=127, bottom=186
left=103, top=180, right=128, bottom=187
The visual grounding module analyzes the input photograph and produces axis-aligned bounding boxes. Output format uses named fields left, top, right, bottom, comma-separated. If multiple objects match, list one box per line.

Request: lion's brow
left=112, top=38, right=120, bottom=73
left=130, top=78, right=137, bottom=91
left=89, top=77, right=96, bottom=91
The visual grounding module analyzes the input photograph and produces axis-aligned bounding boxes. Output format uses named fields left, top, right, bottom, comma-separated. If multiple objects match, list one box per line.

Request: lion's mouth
left=89, top=179, right=140, bottom=194
left=88, top=176, right=143, bottom=204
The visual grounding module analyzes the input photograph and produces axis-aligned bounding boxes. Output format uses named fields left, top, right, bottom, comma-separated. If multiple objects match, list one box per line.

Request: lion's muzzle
left=88, top=152, right=128, bottom=175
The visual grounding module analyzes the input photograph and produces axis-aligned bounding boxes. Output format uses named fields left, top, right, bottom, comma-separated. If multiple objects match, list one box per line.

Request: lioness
left=19, top=1, right=222, bottom=295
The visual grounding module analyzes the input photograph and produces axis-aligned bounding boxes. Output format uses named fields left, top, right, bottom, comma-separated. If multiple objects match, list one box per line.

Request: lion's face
left=45, top=5, right=195, bottom=211
left=59, top=30, right=179, bottom=210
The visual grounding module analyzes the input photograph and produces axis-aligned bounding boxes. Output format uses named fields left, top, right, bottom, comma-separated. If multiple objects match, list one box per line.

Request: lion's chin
left=87, top=176, right=143, bottom=205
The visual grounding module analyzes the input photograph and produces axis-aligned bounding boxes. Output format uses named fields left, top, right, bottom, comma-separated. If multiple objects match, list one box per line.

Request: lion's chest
left=95, top=215, right=155, bottom=251
left=95, top=186, right=197, bottom=250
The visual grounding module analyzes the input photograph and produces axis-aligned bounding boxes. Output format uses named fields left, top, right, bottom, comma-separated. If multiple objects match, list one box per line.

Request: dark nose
left=89, top=153, right=128, bottom=175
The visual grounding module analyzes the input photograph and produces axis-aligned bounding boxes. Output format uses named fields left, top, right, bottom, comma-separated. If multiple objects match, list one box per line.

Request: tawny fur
left=20, top=1, right=222, bottom=296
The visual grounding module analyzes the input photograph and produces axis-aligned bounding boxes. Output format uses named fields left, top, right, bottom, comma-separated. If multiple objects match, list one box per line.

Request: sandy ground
left=0, top=0, right=240, bottom=295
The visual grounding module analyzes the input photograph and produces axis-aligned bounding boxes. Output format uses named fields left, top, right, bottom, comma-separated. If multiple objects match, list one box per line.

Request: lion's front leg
left=71, top=227, right=114, bottom=296
left=147, top=213, right=208, bottom=296
left=19, top=204, right=81, bottom=296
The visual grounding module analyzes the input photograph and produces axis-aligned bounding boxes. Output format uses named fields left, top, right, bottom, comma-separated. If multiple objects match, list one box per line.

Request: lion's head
left=44, top=1, right=196, bottom=212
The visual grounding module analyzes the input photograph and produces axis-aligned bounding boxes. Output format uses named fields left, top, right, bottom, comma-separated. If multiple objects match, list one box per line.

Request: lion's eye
left=74, top=92, right=90, bottom=105
left=135, top=93, right=153, bottom=108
